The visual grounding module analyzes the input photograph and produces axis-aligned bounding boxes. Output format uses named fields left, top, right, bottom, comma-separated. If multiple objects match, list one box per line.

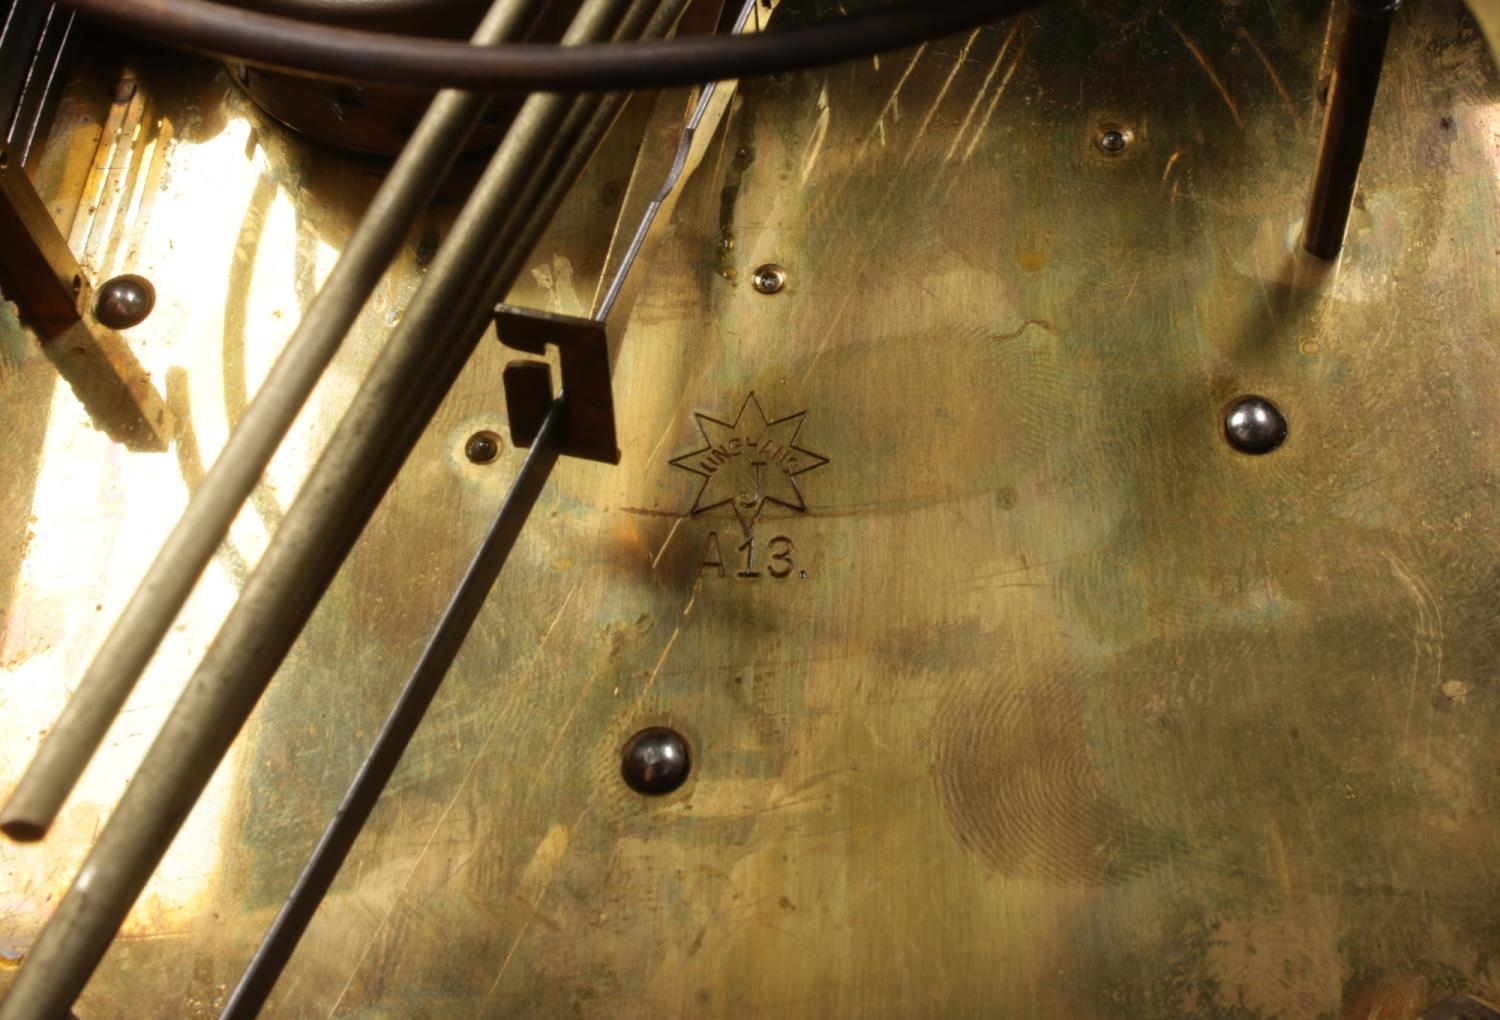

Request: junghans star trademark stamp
left=670, top=393, right=828, bottom=581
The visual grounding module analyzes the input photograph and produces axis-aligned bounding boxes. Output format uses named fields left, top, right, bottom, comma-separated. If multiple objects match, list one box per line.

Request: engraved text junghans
left=670, top=393, right=827, bottom=580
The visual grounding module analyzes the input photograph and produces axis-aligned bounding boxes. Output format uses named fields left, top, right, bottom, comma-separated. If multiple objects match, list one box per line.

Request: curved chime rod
left=56, top=0, right=1048, bottom=92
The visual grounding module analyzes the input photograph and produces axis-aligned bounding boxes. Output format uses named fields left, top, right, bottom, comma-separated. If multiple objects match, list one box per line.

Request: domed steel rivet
left=1224, top=396, right=1288, bottom=455
left=621, top=727, right=691, bottom=796
left=95, top=274, right=155, bottom=329
left=1097, top=129, right=1128, bottom=154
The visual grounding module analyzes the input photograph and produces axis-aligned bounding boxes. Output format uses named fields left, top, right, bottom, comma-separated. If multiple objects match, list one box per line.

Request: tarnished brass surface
left=4, top=1, right=1500, bottom=1015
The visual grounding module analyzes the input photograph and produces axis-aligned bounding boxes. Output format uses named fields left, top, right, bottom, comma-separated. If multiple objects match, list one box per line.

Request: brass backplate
left=4, top=1, right=1500, bottom=1016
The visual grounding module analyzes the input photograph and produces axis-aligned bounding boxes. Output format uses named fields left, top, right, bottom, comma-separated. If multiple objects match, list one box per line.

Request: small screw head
left=95, top=274, right=155, bottom=329
left=464, top=431, right=501, bottom=464
left=621, top=727, right=691, bottom=796
left=751, top=263, right=787, bottom=295
left=1224, top=396, right=1288, bottom=455
left=1097, top=129, right=1128, bottom=155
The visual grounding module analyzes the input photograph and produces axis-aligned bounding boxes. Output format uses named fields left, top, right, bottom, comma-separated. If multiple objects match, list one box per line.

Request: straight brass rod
left=0, top=0, right=548, bottom=841
left=0, top=0, right=641, bottom=1012
left=1301, top=0, right=1400, bottom=259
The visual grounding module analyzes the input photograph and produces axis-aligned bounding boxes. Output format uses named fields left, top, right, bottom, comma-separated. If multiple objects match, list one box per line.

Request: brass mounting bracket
left=0, top=143, right=173, bottom=451
left=495, top=305, right=620, bottom=465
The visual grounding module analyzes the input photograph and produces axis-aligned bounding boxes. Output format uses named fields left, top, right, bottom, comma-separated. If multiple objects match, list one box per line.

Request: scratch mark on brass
left=1236, top=23, right=1300, bottom=125
left=1165, top=14, right=1245, bottom=129
left=959, top=22, right=1036, bottom=163
left=944, top=20, right=1022, bottom=163
left=905, top=28, right=982, bottom=159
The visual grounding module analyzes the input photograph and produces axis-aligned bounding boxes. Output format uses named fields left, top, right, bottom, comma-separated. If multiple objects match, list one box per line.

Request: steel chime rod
left=219, top=0, right=691, bottom=999
left=222, top=0, right=741, bottom=999
left=0, top=0, right=646, bottom=1013
left=220, top=402, right=566, bottom=1020
left=0, top=0, right=549, bottom=842
left=1301, top=0, right=1400, bottom=259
